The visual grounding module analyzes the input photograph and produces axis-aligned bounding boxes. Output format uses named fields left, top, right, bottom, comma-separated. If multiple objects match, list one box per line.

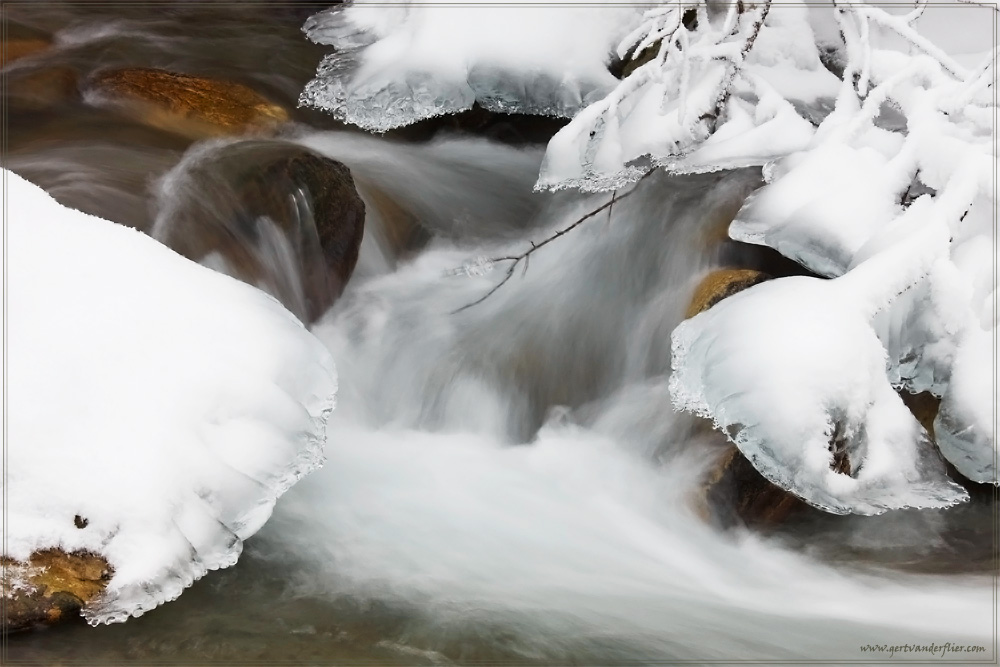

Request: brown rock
left=256, top=152, right=366, bottom=309
left=900, top=390, right=940, bottom=439
left=2, top=549, right=112, bottom=632
left=686, top=268, right=770, bottom=318
left=6, top=66, right=79, bottom=109
left=702, top=446, right=810, bottom=528
left=1, top=38, right=50, bottom=66
left=359, top=185, right=428, bottom=261
left=155, top=142, right=365, bottom=323
left=685, top=267, right=806, bottom=526
left=86, top=68, right=289, bottom=139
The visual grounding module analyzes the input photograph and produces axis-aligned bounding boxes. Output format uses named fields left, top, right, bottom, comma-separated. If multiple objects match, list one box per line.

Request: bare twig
left=451, top=173, right=653, bottom=314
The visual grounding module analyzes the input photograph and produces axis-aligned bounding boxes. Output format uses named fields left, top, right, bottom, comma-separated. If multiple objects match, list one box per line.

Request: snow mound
left=298, top=1, right=642, bottom=132
left=4, top=170, right=338, bottom=624
left=668, top=273, right=969, bottom=515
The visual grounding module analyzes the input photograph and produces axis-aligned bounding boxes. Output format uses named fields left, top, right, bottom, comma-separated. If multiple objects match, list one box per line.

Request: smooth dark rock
left=155, top=141, right=365, bottom=323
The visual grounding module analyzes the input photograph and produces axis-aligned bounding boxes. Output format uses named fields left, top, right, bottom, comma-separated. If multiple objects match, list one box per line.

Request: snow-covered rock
left=4, top=170, right=337, bottom=624
left=669, top=272, right=969, bottom=515
left=298, top=0, right=643, bottom=132
left=671, top=203, right=978, bottom=515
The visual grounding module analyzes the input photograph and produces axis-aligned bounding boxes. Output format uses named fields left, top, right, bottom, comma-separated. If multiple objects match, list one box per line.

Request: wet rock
left=900, top=390, right=940, bottom=439
left=155, top=141, right=365, bottom=323
left=388, top=104, right=568, bottom=145
left=703, top=447, right=811, bottom=528
left=360, top=185, right=429, bottom=261
left=685, top=268, right=770, bottom=318
left=86, top=68, right=289, bottom=139
left=6, top=66, right=79, bottom=109
left=2, top=550, right=112, bottom=632
left=1, top=38, right=50, bottom=67
left=258, top=152, right=366, bottom=305
left=686, top=267, right=804, bottom=527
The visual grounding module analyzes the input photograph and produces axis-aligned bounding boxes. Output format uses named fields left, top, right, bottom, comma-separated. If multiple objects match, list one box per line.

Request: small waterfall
left=5, top=1, right=993, bottom=661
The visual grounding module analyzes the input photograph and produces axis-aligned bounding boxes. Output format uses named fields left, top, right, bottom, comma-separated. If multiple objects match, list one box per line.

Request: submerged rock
left=361, top=185, right=428, bottom=260
left=1, top=22, right=53, bottom=68
left=154, top=141, right=365, bottom=323
left=6, top=66, right=79, bottom=110
left=2, top=38, right=50, bottom=66
left=86, top=68, right=289, bottom=139
left=2, top=550, right=112, bottom=632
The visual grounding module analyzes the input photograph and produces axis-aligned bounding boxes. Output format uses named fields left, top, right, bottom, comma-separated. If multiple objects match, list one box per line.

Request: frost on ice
left=298, top=1, right=643, bottom=132
left=4, top=170, right=338, bottom=623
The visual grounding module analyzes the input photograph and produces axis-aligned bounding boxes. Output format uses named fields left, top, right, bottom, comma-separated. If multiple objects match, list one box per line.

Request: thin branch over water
left=452, top=172, right=652, bottom=314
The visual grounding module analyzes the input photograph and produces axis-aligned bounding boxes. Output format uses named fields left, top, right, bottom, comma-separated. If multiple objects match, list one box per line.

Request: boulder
left=154, top=141, right=365, bottom=323
left=3, top=550, right=112, bottom=632
left=86, top=68, right=289, bottom=139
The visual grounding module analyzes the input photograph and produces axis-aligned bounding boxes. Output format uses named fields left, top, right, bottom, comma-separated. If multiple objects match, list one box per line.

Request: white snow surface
left=4, top=170, right=338, bottom=624
left=299, top=1, right=643, bottom=132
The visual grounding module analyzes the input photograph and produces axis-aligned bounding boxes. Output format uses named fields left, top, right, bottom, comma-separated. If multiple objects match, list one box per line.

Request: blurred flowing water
left=5, top=2, right=995, bottom=664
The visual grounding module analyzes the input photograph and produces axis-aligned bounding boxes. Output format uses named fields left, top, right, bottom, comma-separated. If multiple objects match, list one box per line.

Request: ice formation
left=4, top=170, right=338, bottom=623
left=298, top=0, right=643, bottom=131
left=669, top=259, right=971, bottom=515
left=536, top=6, right=837, bottom=191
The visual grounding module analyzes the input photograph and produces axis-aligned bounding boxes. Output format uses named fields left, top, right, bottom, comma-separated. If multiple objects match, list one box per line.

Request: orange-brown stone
left=686, top=268, right=770, bottom=318
left=87, top=67, right=289, bottom=139
left=2, top=550, right=112, bottom=632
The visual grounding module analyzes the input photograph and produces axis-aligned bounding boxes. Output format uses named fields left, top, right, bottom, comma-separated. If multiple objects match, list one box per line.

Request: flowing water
left=5, top=2, right=996, bottom=664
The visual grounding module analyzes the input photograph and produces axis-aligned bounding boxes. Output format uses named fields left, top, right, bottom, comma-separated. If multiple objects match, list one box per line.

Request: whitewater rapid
left=237, top=131, right=994, bottom=662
